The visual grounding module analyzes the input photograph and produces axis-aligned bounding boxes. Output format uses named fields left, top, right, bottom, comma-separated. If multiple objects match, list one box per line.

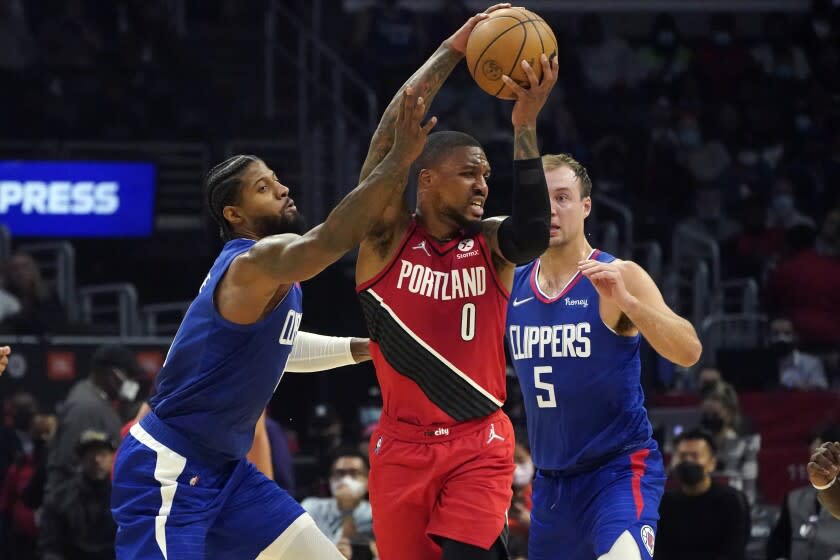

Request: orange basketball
left=465, top=8, right=558, bottom=100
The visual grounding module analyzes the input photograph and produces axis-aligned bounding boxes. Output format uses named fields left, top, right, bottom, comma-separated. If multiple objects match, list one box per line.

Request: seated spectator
left=768, top=316, right=828, bottom=390
left=508, top=440, right=533, bottom=560
left=677, top=187, right=742, bottom=243
left=575, top=13, right=643, bottom=94
left=693, top=13, right=753, bottom=102
left=301, top=447, right=373, bottom=558
left=701, top=387, right=761, bottom=505
left=1, top=252, right=66, bottom=335
left=766, top=176, right=815, bottom=231
left=765, top=425, right=840, bottom=560
left=45, top=345, right=140, bottom=500
left=0, top=403, right=53, bottom=560
left=765, top=220, right=840, bottom=350
left=637, top=13, right=692, bottom=89
left=751, top=12, right=811, bottom=83
left=697, top=366, right=724, bottom=396
left=731, top=195, right=785, bottom=279
left=38, top=430, right=117, bottom=560
left=656, top=428, right=750, bottom=560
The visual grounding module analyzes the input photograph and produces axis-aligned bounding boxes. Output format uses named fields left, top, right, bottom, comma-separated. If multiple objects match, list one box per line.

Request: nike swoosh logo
left=512, top=297, right=534, bottom=307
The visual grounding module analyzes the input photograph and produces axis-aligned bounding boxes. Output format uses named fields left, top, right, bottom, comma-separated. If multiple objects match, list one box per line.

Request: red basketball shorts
left=367, top=409, right=515, bottom=560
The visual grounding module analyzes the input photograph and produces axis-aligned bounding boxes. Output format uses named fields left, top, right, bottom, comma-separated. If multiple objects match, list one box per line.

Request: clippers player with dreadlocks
left=110, top=89, right=436, bottom=560
left=354, top=5, right=557, bottom=559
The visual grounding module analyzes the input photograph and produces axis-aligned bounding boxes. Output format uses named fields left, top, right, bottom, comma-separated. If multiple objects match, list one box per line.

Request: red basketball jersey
left=357, top=219, right=509, bottom=425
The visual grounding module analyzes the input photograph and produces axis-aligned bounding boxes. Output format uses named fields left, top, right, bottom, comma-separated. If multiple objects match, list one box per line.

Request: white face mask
left=513, top=460, right=535, bottom=488
left=330, top=475, right=368, bottom=498
left=113, top=368, right=140, bottom=402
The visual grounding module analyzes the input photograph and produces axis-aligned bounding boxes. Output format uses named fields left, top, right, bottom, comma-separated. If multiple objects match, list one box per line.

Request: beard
left=253, top=210, right=308, bottom=238
left=441, top=205, right=483, bottom=237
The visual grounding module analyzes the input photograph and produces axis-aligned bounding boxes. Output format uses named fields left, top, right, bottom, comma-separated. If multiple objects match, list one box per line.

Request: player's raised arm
left=358, top=3, right=511, bottom=184
left=230, top=89, right=436, bottom=288
left=578, top=259, right=703, bottom=367
left=482, top=55, right=558, bottom=284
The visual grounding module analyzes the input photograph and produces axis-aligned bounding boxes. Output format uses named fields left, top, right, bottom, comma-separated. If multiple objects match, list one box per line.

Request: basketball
left=466, top=7, right=558, bottom=100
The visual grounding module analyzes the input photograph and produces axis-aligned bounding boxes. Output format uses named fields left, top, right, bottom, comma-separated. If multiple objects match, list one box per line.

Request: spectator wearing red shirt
left=765, top=222, right=840, bottom=350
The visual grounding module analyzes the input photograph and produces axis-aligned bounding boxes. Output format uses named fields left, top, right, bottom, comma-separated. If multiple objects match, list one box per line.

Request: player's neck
left=415, top=210, right=459, bottom=243
left=537, top=238, right=593, bottom=294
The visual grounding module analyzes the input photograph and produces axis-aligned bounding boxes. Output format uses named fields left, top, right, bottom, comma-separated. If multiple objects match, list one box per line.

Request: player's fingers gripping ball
left=466, top=7, right=558, bottom=99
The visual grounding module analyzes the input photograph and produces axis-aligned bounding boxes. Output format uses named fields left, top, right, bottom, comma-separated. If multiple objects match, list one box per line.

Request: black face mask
left=771, top=341, right=795, bottom=357
left=675, top=461, right=706, bottom=486
left=13, top=410, right=34, bottom=432
left=700, top=412, right=725, bottom=434
left=699, top=381, right=719, bottom=396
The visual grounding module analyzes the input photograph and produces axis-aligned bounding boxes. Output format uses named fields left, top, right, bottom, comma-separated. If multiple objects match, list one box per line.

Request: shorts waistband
left=377, top=409, right=507, bottom=443
left=138, top=411, right=232, bottom=467
left=537, top=441, right=650, bottom=478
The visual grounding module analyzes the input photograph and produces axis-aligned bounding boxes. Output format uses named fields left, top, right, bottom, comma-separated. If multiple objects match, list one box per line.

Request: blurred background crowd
left=1, top=0, right=840, bottom=558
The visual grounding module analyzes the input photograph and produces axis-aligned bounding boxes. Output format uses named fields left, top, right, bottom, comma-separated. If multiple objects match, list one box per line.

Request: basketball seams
left=467, top=9, right=557, bottom=100
left=469, top=19, right=528, bottom=79
left=493, top=20, right=529, bottom=98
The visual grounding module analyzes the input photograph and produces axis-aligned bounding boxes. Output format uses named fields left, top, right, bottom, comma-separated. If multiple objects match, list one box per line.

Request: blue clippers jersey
left=506, top=250, right=652, bottom=471
left=149, top=238, right=303, bottom=463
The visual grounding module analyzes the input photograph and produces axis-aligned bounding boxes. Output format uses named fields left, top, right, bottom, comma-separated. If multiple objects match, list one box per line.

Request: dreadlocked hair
left=205, top=154, right=260, bottom=240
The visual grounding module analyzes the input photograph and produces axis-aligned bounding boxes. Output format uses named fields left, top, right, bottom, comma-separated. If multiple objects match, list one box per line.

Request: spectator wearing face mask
left=656, top=428, right=750, bottom=560
left=694, top=13, right=753, bottom=102
left=766, top=177, right=815, bottom=231
left=700, top=387, right=761, bottom=505
left=768, top=316, right=827, bottom=390
left=44, top=345, right=141, bottom=502
left=301, top=447, right=373, bottom=557
left=508, top=440, right=534, bottom=560
left=751, top=12, right=811, bottom=83
left=677, top=187, right=742, bottom=243
left=637, top=13, right=692, bottom=88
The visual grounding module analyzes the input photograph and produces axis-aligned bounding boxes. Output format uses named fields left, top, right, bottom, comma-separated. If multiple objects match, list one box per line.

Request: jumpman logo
left=412, top=240, right=431, bottom=257
left=486, top=423, right=505, bottom=444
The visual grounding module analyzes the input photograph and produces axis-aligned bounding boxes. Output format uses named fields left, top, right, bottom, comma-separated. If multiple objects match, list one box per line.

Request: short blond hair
left=541, top=153, right=592, bottom=198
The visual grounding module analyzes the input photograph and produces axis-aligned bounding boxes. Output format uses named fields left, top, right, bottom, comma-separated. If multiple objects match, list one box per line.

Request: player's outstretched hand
left=808, top=442, right=840, bottom=488
left=502, top=54, right=560, bottom=128
left=445, top=3, right=511, bottom=55
left=578, top=260, right=633, bottom=309
left=0, top=346, right=9, bottom=376
left=390, top=87, right=437, bottom=166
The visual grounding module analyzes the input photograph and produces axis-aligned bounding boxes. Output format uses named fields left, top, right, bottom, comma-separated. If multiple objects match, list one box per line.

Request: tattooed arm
left=483, top=54, right=559, bottom=289
left=358, top=3, right=512, bottom=183
left=217, top=90, right=435, bottom=324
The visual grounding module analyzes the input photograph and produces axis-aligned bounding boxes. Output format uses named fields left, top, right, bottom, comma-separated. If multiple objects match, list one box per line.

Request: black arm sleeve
left=496, top=157, right=550, bottom=264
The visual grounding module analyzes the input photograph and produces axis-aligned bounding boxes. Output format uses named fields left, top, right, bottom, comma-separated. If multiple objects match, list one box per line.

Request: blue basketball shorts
left=528, top=441, right=666, bottom=560
left=111, top=420, right=307, bottom=560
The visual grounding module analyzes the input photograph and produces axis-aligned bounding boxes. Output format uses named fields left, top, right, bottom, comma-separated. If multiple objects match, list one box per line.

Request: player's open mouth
left=469, top=199, right=485, bottom=217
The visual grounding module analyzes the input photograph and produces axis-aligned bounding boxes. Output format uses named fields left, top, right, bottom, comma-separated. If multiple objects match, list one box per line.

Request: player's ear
left=418, top=168, right=433, bottom=189
left=223, top=205, right=243, bottom=225
left=583, top=196, right=592, bottom=218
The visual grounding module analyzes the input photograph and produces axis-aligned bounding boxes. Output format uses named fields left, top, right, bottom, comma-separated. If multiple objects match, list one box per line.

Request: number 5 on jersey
left=534, top=366, right=557, bottom=408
